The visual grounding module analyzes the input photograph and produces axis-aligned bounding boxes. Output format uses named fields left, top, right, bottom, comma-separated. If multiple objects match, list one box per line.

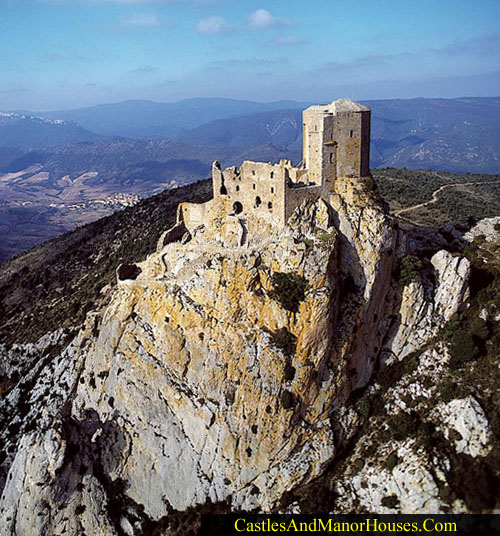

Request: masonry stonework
left=179, top=98, right=371, bottom=235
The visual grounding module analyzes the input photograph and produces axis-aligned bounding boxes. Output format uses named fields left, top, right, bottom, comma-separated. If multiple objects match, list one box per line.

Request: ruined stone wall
left=178, top=199, right=214, bottom=233
left=185, top=100, right=372, bottom=233
left=214, top=161, right=289, bottom=227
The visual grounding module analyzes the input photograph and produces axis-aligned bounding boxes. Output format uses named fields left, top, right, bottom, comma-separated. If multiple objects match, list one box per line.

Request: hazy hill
left=368, top=97, right=500, bottom=173
left=0, top=112, right=99, bottom=150
left=33, top=98, right=309, bottom=138
left=177, top=97, right=500, bottom=173
left=0, top=139, right=299, bottom=190
left=8, top=96, right=500, bottom=173
left=180, top=108, right=303, bottom=149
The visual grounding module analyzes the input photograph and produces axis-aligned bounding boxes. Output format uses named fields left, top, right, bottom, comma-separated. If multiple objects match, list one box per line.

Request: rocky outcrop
left=388, top=250, right=470, bottom=359
left=1, top=183, right=497, bottom=531
left=0, top=179, right=399, bottom=531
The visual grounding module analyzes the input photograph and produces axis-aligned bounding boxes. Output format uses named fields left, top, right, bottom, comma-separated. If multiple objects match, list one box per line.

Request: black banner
left=200, top=514, right=500, bottom=536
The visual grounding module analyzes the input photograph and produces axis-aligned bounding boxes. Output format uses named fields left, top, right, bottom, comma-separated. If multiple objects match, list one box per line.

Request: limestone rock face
left=431, top=397, right=492, bottom=458
left=3, top=186, right=495, bottom=529
left=0, top=184, right=396, bottom=531
left=389, top=250, right=470, bottom=360
left=464, top=216, right=500, bottom=243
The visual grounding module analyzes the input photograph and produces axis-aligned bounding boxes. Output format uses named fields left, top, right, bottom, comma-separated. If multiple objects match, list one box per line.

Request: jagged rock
left=1, top=175, right=496, bottom=528
left=388, top=250, right=470, bottom=360
left=0, top=182, right=396, bottom=530
left=335, top=438, right=467, bottom=514
left=464, top=216, right=500, bottom=243
left=431, top=397, right=491, bottom=458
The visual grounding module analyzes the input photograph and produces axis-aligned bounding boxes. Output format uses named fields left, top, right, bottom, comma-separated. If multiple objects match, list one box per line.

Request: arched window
left=255, top=196, right=262, bottom=207
left=268, top=201, right=273, bottom=210
left=270, top=171, right=274, bottom=178
left=233, top=201, right=243, bottom=214
left=236, top=185, right=240, bottom=191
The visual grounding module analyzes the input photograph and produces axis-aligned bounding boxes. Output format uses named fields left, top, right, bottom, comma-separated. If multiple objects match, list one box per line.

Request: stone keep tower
left=302, top=99, right=371, bottom=188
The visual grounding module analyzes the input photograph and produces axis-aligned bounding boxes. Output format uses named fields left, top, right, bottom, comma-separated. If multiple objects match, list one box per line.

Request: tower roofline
left=304, top=98, right=370, bottom=115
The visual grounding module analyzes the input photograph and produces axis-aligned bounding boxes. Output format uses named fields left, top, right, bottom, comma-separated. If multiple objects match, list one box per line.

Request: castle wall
left=177, top=199, right=214, bottom=233
left=214, top=160, right=289, bottom=227
left=303, top=106, right=328, bottom=184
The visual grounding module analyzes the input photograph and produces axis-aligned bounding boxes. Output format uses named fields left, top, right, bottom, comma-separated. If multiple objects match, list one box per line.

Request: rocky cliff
left=0, top=179, right=498, bottom=534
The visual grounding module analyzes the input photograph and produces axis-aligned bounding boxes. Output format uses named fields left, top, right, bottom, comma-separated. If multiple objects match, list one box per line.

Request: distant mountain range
left=3, top=96, right=500, bottom=174
left=0, top=111, right=99, bottom=151
left=27, top=98, right=308, bottom=138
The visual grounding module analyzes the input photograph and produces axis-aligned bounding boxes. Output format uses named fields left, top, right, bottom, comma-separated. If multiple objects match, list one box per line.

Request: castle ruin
left=178, top=98, right=371, bottom=233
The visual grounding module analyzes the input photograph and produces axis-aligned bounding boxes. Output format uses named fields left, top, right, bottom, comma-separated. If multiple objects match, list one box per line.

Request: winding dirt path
left=392, top=177, right=500, bottom=217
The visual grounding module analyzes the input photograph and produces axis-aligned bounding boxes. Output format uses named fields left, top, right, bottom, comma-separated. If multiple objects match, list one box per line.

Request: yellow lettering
left=235, top=518, right=246, bottom=532
left=318, top=519, right=331, bottom=532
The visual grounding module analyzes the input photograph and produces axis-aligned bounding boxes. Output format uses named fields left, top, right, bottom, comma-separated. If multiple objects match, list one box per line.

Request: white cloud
left=120, top=13, right=159, bottom=26
left=247, top=9, right=290, bottom=30
left=196, top=16, right=234, bottom=36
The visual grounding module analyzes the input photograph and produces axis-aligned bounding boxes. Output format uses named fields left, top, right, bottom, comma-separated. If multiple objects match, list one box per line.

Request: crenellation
left=179, top=98, right=372, bottom=237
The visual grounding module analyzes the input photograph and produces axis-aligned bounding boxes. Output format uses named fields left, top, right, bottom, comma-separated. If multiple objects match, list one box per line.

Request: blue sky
left=1, top=0, right=499, bottom=110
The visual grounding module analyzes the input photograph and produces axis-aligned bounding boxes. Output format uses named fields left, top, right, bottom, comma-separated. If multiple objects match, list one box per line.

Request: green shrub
left=269, top=272, right=307, bottom=313
left=269, top=327, right=297, bottom=357
left=448, top=316, right=489, bottom=366
left=398, top=255, right=422, bottom=286
left=317, top=231, right=336, bottom=242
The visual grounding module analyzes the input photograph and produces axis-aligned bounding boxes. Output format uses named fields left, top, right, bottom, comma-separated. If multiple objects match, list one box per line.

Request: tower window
left=270, top=171, right=274, bottom=178
left=255, top=196, right=262, bottom=207
left=268, top=201, right=273, bottom=210
left=271, top=187, right=274, bottom=194
left=253, top=184, right=256, bottom=190
left=236, top=185, right=240, bottom=191
left=220, top=184, right=227, bottom=195
left=349, top=130, right=354, bottom=137
left=233, top=201, right=243, bottom=214
left=329, top=153, right=334, bottom=163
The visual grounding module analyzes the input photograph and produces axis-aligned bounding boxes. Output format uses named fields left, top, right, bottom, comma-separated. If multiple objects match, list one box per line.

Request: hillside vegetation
left=373, top=168, right=500, bottom=225
left=0, top=180, right=212, bottom=345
